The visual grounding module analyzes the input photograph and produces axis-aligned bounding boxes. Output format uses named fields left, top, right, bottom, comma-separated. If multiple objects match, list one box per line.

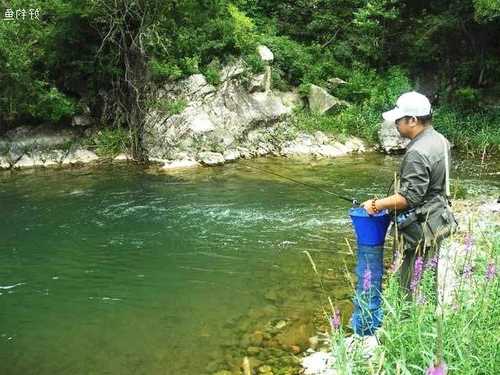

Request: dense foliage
left=1, top=0, right=499, bottom=153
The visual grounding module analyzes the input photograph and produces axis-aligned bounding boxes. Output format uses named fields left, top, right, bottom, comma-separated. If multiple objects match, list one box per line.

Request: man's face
left=395, top=116, right=414, bottom=138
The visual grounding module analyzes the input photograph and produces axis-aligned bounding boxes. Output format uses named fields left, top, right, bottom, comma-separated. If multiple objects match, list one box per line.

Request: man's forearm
left=375, top=193, right=408, bottom=211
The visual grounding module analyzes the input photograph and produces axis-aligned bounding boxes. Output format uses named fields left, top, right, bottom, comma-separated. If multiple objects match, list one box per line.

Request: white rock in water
left=162, top=159, right=200, bottom=169
left=316, top=145, right=346, bottom=158
left=223, top=150, right=240, bottom=162
left=344, top=137, right=367, bottom=152
left=281, top=143, right=312, bottom=156
left=237, top=147, right=252, bottom=159
left=314, top=131, right=330, bottom=145
left=257, top=45, right=274, bottom=62
left=301, top=351, right=336, bottom=375
left=62, top=149, right=99, bottom=164
left=198, top=151, right=224, bottom=166
left=13, top=155, right=37, bottom=168
left=114, top=153, right=131, bottom=161
left=0, top=157, right=9, bottom=169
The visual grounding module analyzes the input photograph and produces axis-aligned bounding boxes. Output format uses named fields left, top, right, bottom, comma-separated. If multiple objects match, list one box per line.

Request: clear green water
left=0, top=155, right=498, bottom=374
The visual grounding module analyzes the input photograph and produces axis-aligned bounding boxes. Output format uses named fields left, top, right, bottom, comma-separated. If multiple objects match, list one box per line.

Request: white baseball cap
left=382, top=91, right=432, bottom=123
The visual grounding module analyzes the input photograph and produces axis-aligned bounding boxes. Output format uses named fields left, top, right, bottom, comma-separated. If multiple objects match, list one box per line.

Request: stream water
left=0, top=154, right=498, bottom=375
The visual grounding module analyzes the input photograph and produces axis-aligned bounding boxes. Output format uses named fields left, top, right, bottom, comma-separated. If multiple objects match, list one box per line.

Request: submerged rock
left=114, top=153, right=132, bottom=161
left=198, top=151, right=225, bottom=166
left=223, top=149, right=240, bottom=162
left=162, top=159, right=200, bottom=170
left=62, top=149, right=99, bottom=165
left=281, top=133, right=366, bottom=158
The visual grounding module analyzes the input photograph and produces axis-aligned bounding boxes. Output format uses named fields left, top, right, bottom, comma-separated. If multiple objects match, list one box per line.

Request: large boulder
left=144, top=74, right=301, bottom=161
left=280, top=132, right=366, bottom=158
left=220, top=59, right=246, bottom=81
left=1, top=125, right=79, bottom=151
left=143, top=45, right=306, bottom=163
left=308, top=84, right=347, bottom=114
left=257, top=45, right=274, bottom=63
left=378, top=121, right=410, bottom=153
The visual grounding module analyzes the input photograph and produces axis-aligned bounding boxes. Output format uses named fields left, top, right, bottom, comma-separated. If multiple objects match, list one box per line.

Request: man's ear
left=408, top=116, right=418, bottom=127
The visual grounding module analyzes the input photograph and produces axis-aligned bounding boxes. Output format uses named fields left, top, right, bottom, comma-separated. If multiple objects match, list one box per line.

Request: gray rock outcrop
left=143, top=46, right=301, bottom=166
left=308, top=84, right=348, bottom=114
left=0, top=125, right=97, bottom=169
left=378, top=121, right=410, bottom=153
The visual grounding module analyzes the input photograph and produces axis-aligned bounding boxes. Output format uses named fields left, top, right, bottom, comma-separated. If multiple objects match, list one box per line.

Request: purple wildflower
left=464, top=234, right=474, bottom=253
left=329, top=309, right=341, bottom=330
left=362, top=267, right=372, bottom=292
left=410, top=256, right=424, bottom=292
left=425, top=256, right=439, bottom=270
left=486, top=262, right=496, bottom=281
left=425, top=360, right=448, bottom=375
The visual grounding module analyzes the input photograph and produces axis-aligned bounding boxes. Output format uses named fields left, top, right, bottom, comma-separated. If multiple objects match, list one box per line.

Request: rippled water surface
left=0, top=154, right=498, bottom=374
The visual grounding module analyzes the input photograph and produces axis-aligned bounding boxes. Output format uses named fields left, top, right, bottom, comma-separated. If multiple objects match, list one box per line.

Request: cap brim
left=382, top=108, right=405, bottom=123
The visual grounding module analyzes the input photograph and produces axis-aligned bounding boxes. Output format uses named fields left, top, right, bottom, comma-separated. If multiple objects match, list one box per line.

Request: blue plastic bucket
left=349, top=207, right=391, bottom=246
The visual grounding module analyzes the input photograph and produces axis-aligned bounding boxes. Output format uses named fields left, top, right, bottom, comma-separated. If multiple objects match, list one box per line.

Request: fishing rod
left=241, top=163, right=360, bottom=207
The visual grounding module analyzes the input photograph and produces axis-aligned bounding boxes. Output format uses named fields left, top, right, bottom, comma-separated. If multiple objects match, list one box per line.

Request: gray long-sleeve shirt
left=398, top=126, right=451, bottom=209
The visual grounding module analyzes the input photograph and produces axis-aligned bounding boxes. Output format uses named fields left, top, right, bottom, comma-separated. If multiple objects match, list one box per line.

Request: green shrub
left=86, top=128, right=130, bottom=157
left=270, top=68, right=291, bottom=92
left=181, top=56, right=200, bottom=75
left=149, top=59, right=183, bottom=81
left=34, top=85, right=77, bottom=123
left=228, top=3, right=257, bottom=54
left=293, top=66, right=412, bottom=143
left=243, top=52, right=265, bottom=75
left=452, top=87, right=481, bottom=112
left=152, top=98, right=187, bottom=117
left=204, top=58, right=222, bottom=86
left=434, top=106, right=500, bottom=156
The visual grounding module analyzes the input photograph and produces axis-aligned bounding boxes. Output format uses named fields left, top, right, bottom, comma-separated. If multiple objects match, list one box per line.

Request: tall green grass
left=322, top=224, right=499, bottom=374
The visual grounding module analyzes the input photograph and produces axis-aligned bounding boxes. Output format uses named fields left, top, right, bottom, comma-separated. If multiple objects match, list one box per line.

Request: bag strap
left=439, top=133, right=450, bottom=198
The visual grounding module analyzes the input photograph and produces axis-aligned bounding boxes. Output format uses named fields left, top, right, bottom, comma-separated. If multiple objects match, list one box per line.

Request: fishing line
left=241, top=162, right=359, bottom=206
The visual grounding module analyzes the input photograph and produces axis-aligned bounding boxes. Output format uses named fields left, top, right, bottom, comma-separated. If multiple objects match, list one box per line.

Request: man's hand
left=361, top=199, right=378, bottom=215
left=361, top=194, right=409, bottom=215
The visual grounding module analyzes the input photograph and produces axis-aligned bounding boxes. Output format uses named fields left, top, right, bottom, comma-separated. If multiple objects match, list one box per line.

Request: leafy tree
left=474, top=0, right=500, bottom=22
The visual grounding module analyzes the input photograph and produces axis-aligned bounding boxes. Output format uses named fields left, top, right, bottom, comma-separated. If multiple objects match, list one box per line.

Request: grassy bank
left=323, top=198, right=500, bottom=374
left=291, top=105, right=500, bottom=157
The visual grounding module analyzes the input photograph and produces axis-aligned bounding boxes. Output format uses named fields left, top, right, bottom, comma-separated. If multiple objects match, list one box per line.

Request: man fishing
left=361, top=91, right=456, bottom=296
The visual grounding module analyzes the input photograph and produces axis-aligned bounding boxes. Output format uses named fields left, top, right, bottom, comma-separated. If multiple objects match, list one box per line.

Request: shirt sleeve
left=398, top=150, right=430, bottom=208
